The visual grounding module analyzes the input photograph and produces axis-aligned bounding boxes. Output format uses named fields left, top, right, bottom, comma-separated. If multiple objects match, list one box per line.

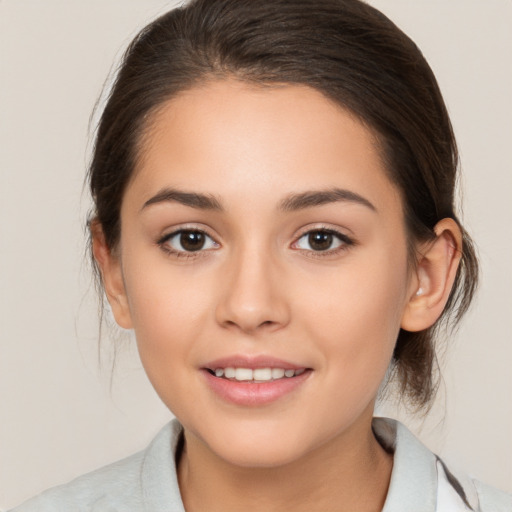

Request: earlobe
left=401, top=218, right=462, bottom=332
left=90, top=221, right=133, bottom=329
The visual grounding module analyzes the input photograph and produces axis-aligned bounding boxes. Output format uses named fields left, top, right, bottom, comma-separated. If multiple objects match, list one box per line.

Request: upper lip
left=203, top=355, right=308, bottom=371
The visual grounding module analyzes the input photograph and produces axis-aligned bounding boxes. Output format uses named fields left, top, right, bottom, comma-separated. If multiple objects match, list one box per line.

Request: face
left=109, top=80, right=416, bottom=467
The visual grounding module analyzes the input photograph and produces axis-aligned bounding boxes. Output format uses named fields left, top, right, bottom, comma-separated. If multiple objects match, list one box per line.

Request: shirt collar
left=141, top=417, right=449, bottom=512
left=141, top=419, right=186, bottom=512
left=374, top=417, right=439, bottom=512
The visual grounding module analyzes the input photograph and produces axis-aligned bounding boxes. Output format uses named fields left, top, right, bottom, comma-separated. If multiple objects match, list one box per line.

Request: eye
left=159, top=229, right=218, bottom=254
left=293, top=229, right=353, bottom=252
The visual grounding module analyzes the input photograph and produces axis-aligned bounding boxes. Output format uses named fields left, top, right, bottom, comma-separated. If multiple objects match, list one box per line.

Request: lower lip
left=202, top=369, right=312, bottom=406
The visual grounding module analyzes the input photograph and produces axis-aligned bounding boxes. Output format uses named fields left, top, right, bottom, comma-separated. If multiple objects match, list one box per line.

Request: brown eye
left=180, top=231, right=206, bottom=251
left=308, top=231, right=334, bottom=251
left=160, top=229, right=218, bottom=254
left=294, top=229, right=353, bottom=253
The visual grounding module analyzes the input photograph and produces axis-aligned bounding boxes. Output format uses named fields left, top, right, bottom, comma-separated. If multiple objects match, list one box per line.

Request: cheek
left=120, top=257, right=213, bottom=380
left=297, top=245, right=409, bottom=374
left=121, top=266, right=215, bottom=418
left=294, top=252, right=409, bottom=434
left=123, top=248, right=212, bottom=330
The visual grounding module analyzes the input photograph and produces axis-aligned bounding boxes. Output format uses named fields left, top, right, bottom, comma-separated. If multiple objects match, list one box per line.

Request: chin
left=190, top=417, right=327, bottom=469
left=216, top=438, right=307, bottom=469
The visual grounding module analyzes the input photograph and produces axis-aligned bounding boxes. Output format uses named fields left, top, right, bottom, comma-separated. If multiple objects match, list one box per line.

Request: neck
left=177, top=412, right=393, bottom=512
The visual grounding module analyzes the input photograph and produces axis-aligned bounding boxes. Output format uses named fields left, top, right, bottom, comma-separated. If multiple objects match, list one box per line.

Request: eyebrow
left=141, top=187, right=376, bottom=213
left=142, top=189, right=223, bottom=212
left=279, top=188, right=376, bottom=212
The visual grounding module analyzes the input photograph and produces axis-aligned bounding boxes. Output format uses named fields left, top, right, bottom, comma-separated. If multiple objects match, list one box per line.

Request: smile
left=209, top=367, right=306, bottom=382
left=202, top=362, right=312, bottom=406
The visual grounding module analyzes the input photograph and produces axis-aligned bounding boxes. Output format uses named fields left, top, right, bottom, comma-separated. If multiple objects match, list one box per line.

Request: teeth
left=224, top=367, right=236, bottom=378
left=212, top=367, right=305, bottom=381
left=235, top=368, right=253, bottom=381
left=271, top=368, right=285, bottom=379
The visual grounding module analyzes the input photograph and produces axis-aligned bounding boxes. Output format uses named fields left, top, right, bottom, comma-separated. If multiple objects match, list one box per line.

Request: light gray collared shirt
left=10, top=418, right=512, bottom=511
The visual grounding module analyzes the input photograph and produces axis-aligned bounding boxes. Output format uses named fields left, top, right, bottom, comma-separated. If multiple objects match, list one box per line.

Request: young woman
left=10, top=0, right=511, bottom=510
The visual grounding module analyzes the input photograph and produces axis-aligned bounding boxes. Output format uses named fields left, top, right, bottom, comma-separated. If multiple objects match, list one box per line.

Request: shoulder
left=8, top=420, right=184, bottom=512
left=472, top=479, right=512, bottom=512
left=436, top=457, right=512, bottom=511
left=373, top=417, right=512, bottom=512
left=9, top=451, right=146, bottom=512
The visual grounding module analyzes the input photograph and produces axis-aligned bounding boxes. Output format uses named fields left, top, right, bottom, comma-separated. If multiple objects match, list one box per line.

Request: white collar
left=374, top=417, right=476, bottom=511
left=141, top=417, right=477, bottom=511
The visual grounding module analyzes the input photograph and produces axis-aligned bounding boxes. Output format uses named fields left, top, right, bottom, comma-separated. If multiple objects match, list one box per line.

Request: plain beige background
left=1, top=0, right=511, bottom=509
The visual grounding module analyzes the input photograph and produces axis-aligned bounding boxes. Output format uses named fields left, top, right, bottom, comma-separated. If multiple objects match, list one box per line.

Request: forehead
left=129, top=79, right=402, bottom=216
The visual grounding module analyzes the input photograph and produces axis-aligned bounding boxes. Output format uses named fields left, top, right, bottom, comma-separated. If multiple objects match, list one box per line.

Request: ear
left=90, top=221, right=133, bottom=329
left=401, top=218, right=462, bottom=332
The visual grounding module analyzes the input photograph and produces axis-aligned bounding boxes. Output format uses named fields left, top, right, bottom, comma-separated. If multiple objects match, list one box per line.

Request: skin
left=93, top=80, right=462, bottom=511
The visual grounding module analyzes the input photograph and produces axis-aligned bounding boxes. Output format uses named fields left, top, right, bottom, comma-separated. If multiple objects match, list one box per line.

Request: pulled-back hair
left=89, top=0, right=478, bottom=409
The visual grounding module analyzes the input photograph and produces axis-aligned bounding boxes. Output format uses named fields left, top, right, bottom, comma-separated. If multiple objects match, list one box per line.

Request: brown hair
left=89, top=0, right=478, bottom=409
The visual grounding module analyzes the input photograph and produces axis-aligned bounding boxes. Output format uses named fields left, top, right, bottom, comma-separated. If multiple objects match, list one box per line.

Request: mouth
left=201, top=358, right=312, bottom=406
left=206, top=366, right=307, bottom=382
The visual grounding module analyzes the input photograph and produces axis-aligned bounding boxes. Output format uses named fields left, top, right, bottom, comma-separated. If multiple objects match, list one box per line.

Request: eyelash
left=156, top=226, right=355, bottom=259
left=157, top=228, right=218, bottom=259
left=292, top=227, right=355, bottom=257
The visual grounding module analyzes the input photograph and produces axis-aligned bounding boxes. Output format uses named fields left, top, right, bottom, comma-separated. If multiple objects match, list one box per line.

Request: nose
left=215, top=246, right=290, bottom=334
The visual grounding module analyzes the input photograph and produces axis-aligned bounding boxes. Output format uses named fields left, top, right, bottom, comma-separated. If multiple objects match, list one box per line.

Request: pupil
left=180, top=231, right=205, bottom=251
left=309, top=231, right=333, bottom=251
